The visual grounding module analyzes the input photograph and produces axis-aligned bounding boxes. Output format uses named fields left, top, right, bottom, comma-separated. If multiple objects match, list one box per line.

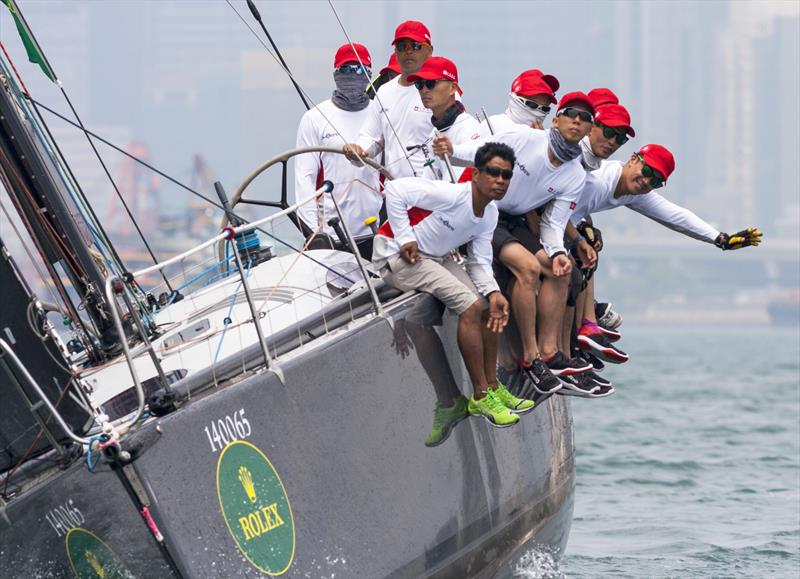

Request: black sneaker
left=581, top=351, right=605, bottom=372
left=520, top=359, right=562, bottom=395
left=544, top=351, right=593, bottom=376
left=557, top=374, right=600, bottom=396
left=577, top=331, right=630, bottom=364
left=585, top=370, right=612, bottom=387
left=588, top=383, right=615, bottom=398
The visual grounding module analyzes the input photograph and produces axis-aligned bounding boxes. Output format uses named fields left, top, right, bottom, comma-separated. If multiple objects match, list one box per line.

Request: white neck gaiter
left=505, top=93, right=548, bottom=127
left=580, top=135, right=602, bottom=171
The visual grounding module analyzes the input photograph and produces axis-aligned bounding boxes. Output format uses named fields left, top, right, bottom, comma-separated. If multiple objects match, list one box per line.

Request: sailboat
left=0, top=2, right=575, bottom=577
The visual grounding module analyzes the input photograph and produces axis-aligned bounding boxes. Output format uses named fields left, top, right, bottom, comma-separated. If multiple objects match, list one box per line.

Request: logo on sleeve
left=570, top=201, right=577, bottom=210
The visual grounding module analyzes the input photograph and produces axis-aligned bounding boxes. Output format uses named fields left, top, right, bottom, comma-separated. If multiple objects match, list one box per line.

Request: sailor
left=567, top=144, right=763, bottom=358
left=294, top=43, right=382, bottom=239
left=479, top=69, right=559, bottom=137
left=434, top=92, right=599, bottom=395
left=373, top=142, right=534, bottom=427
left=343, top=20, right=435, bottom=178
left=367, top=53, right=401, bottom=99
left=579, top=102, right=635, bottom=171
left=406, top=56, right=480, bottom=181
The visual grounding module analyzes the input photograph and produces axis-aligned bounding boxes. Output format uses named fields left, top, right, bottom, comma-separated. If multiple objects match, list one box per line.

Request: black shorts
left=491, top=212, right=543, bottom=260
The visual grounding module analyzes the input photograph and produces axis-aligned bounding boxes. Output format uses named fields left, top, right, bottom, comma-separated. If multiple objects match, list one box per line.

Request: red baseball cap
left=407, top=56, right=462, bottom=94
left=380, top=53, right=401, bottom=76
left=557, top=91, right=595, bottom=116
left=587, top=87, right=619, bottom=109
left=334, top=43, right=371, bottom=68
left=595, top=104, right=635, bottom=137
left=511, top=70, right=558, bottom=104
left=392, top=21, right=432, bottom=46
left=638, top=144, right=675, bottom=182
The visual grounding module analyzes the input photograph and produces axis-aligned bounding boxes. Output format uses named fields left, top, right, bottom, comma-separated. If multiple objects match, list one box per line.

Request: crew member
left=294, top=43, right=381, bottom=239
left=479, top=69, right=559, bottom=137
left=434, top=93, right=600, bottom=395
left=407, top=56, right=480, bottom=181
left=373, top=143, right=533, bottom=427
left=343, top=20, right=435, bottom=179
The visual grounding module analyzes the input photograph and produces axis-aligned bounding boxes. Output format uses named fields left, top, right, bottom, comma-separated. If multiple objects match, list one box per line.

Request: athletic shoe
left=581, top=351, right=605, bottom=372
left=577, top=331, right=630, bottom=364
left=519, top=358, right=562, bottom=395
left=544, top=351, right=593, bottom=376
left=595, top=301, right=623, bottom=330
left=557, top=374, right=600, bottom=396
left=424, top=396, right=469, bottom=447
left=468, top=390, right=520, bottom=428
left=598, top=326, right=622, bottom=342
left=581, top=318, right=622, bottom=343
left=493, top=381, right=535, bottom=414
left=588, top=383, right=615, bottom=398
left=584, top=370, right=612, bottom=388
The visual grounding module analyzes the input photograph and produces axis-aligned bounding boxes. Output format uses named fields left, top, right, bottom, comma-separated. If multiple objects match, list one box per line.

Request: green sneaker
left=424, top=396, right=469, bottom=447
left=468, top=390, right=520, bottom=428
left=493, top=381, right=535, bottom=414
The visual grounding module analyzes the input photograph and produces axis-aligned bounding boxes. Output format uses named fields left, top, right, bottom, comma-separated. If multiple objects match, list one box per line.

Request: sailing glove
left=715, top=227, right=763, bottom=251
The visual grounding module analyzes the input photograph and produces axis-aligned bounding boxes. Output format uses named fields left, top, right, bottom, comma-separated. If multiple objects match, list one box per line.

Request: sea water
left=517, top=326, right=800, bottom=578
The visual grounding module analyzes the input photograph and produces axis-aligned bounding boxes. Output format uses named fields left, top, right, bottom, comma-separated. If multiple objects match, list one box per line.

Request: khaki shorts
left=381, top=254, right=488, bottom=324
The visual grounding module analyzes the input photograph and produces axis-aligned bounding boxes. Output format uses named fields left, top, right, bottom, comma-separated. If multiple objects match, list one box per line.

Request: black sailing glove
left=714, top=227, right=763, bottom=250
left=577, top=221, right=603, bottom=252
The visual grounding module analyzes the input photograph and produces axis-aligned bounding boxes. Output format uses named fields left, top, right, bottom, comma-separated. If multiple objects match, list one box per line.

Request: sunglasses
left=636, top=154, right=665, bottom=188
left=598, top=122, right=629, bottom=145
left=414, top=78, right=443, bottom=91
left=558, top=107, right=594, bottom=123
left=519, top=96, right=551, bottom=113
left=395, top=40, right=426, bottom=52
left=479, top=165, right=514, bottom=180
left=337, top=64, right=368, bottom=75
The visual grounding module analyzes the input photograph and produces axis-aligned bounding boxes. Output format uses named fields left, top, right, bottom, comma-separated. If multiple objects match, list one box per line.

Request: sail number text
left=204, top=408, right=252, bottom=452
left=44, top=499, right=85, bottom=537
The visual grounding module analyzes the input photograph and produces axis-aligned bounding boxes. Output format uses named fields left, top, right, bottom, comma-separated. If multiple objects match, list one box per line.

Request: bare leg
left=481, top=310, right=499, bottom=389
left=581, top=274, right=597, bottom=325
left=536, top=249, right=570, bottom=358
left=499, top=242, right=542, bottom=363
left=561, top=304, right=575, bottom=355
left=457, top=301, right=490, bottom=399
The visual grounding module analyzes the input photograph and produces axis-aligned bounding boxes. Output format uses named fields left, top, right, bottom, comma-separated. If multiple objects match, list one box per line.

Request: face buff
left=547, top=127, right=583, bottom=163
left=580, top=135, right=603, bottom=171
left=332, top=70, right=370, bottom=111
left=505, top=93, right=548, bottom=127
left=431, top=101, right=465, bottom=131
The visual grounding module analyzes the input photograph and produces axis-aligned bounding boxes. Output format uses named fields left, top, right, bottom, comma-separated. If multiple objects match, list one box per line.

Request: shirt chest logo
left=436, top=216, right=455, bottom=231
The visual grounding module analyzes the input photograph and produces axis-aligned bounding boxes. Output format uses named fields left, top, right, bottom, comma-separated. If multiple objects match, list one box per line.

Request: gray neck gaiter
left=580, top=136, right=602, bottom=171
left=332, top=70, right=370, bottom=111
left=547, top=127, right=582, bottom=163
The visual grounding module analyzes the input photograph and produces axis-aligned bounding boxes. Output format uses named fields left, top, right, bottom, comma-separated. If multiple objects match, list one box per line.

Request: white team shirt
left=451, top=125, right=586, bottom=257
left=373, top=178, right=499, bottom=296
left=294, top=99, right=382, bottom=236
left=475, top=112, right=518, bottom=139
left=427, top=111, right=481, bottom=182
left=571, top=161, right=721, bottom=243
left=355, top=77, right=434, bottom=179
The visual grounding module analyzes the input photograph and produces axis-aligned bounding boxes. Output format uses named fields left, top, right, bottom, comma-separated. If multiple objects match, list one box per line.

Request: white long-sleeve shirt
left=571, top=161, right=721, bottom=243
left=426, top=111, right=481, bottom=182
left=372, top=178, right=500, bottom=296
left=355, top=77, right=434, bottom=179
left=294, top=99, right=382, bottom=237
left=451, top=125, right=586, bottom=257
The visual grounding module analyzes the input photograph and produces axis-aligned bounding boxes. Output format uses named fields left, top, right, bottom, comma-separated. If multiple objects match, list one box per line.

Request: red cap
left=587, top=87, right=619, bottom=109
left=407, top=56, right=462, bottom=94
left=638, top=144, right=675, bottom=182
left=511, top=70, right=558, bottom=104
left=380, top=53, right=401, bottom=76
left=392, top=21, right=432, bottom=45
left=334, top=43, right=371, bottom=68
left=595, top=104, right=635, bottom=137
left=557, top=91, right=595, bottom=116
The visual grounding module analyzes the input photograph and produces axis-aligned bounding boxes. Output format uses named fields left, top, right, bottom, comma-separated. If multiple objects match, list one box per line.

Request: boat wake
left=512, top=545, right=565, bottom=579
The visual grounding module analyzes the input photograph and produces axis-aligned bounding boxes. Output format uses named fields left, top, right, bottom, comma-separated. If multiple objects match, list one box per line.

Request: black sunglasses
left=414, top=78, right=442, bottom=91
left=558, top=107, right=594, bottom=123
left=636, top=154, right=665, bottom=188
left=598, top=122, right=629, bottom=145
left=520, top=97, right=551, bottom=113
left=395, top=40, right=426, bottom=52
left=479, top=165, right=513, bottom=180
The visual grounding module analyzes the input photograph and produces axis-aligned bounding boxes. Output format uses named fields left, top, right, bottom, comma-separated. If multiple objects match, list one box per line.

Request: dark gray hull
left=1, top=294, right=575, bottom=578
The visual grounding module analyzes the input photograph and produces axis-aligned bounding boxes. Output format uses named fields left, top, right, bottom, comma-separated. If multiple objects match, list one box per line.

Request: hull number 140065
left=204, top=409, right=252, bottom=452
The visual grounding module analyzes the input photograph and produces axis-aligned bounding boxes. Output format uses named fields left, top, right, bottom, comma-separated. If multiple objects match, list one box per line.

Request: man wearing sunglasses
left=343, top=21, right=435, bottom=179
left=479, top=69, right=559, bottom=137
left=436, top=92, right=599, bottom=395
left=295, top=43, right=382, bottom=239
left=406, top=56, right=480, bottom=181
left=579, top=103, right=635, bottom=172
left=373, top=143, right=537, bottom=428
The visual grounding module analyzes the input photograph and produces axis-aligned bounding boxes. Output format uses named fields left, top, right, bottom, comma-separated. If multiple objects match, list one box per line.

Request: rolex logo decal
left=65, top=528, right=131, bottom=579
left=85, top=550, right=105, bottom=578
left=217, top=440, right=295, bottom=576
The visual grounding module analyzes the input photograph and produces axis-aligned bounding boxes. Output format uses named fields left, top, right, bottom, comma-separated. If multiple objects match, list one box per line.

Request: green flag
left=2, top=0, right=56, bottom=82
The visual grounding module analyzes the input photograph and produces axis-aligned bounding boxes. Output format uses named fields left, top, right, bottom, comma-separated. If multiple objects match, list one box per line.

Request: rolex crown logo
left=238, top=466, right=257, bottom=503
left=85, top=549, right=105, bottom=578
